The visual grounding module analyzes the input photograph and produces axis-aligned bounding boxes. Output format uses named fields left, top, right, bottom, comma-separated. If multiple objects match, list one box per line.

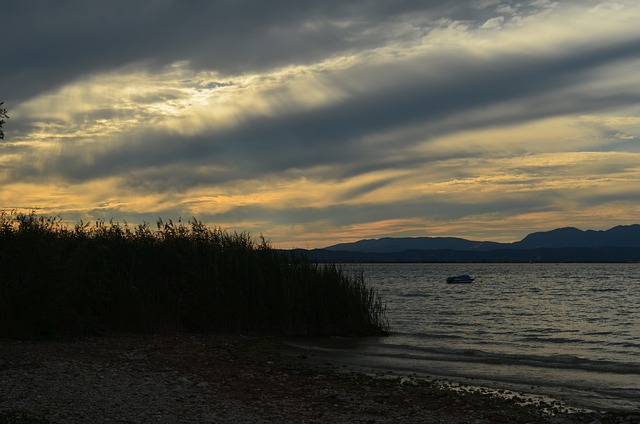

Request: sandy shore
left=1, top=334, right=637, bottom=423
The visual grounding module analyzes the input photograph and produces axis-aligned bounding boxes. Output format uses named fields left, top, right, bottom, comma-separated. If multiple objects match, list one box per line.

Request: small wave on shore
left=285, top=335, right=640, bottom=413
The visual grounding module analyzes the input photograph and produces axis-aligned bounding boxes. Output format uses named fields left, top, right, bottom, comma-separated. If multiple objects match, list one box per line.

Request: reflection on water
left=300, top=263, right=640, bottom=411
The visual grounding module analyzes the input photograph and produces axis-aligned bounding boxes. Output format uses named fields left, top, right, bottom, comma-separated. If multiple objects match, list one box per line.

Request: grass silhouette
left=0, top=211, right=388, bottom=338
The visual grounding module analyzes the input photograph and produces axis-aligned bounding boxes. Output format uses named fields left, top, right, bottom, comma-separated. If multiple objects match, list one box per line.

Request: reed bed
left=0, top=211, right=389, bottom=338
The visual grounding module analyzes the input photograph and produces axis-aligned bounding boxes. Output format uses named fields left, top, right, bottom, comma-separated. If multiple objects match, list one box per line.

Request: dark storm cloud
left=15, top=30, right=640, bottom=188
left=2, top=0, right=538, bottom=104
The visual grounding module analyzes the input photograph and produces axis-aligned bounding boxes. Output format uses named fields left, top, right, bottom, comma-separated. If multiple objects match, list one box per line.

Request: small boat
left=446, top=274, right=475, bottom=284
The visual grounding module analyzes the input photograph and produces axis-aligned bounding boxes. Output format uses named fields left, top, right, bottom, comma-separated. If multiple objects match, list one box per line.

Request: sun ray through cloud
left=2, top=0, right=640, bottom=247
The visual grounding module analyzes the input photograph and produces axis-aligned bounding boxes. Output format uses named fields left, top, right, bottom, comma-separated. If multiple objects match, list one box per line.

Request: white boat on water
left=446, top=274, right=475, bottom=284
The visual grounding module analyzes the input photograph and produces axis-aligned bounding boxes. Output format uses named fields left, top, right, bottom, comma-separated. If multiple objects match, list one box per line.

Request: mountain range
left=289, top=225, right=640, bottom=263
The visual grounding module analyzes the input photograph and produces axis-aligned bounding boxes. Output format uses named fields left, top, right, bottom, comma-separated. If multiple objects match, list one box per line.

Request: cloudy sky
left=2, top=1, right=640, bottom=248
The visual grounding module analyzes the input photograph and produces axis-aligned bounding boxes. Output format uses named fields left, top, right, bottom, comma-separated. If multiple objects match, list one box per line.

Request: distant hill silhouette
left=289, top=225, right=640, bottom=262
left=326, top=237, right=503, bottom=252
left=324, top=225, right=640, bottom=252
left=513, top=225, right=640, bottom=249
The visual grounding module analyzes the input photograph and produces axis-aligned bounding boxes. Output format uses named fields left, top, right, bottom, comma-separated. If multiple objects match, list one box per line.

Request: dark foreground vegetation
left=0, top=211, right=388, bottom=338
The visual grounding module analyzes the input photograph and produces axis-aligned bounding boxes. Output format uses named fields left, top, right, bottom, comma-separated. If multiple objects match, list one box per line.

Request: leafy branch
left=0, top=101, right=8, bottom=140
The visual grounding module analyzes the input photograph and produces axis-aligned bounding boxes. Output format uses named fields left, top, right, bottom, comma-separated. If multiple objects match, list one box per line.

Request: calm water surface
left=297, top=263, right=640, bottom=411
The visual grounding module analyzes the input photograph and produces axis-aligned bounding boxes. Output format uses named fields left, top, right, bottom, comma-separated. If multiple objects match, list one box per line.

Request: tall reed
left=0, top=211, right=389, bottom=338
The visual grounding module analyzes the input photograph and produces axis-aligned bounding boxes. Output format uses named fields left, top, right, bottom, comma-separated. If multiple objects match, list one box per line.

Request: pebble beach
left=1, top=334, right=638, bottom=423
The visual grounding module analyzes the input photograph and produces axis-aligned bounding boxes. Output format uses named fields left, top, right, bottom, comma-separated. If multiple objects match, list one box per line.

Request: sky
left=2, top=0, right=640, bottom=248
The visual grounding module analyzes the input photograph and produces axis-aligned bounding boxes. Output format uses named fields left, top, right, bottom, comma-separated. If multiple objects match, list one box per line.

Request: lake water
left=293, top=263, right=640, bottom=412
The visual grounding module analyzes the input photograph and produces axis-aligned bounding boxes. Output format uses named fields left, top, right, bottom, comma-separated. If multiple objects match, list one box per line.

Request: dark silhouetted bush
left=0, top=211, right=388, bottom=338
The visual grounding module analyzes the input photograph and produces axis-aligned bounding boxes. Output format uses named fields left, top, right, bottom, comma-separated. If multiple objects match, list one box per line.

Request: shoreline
left=283, top=337, right=639, bottom=414
left=1, top=334, right=637, bottom=423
